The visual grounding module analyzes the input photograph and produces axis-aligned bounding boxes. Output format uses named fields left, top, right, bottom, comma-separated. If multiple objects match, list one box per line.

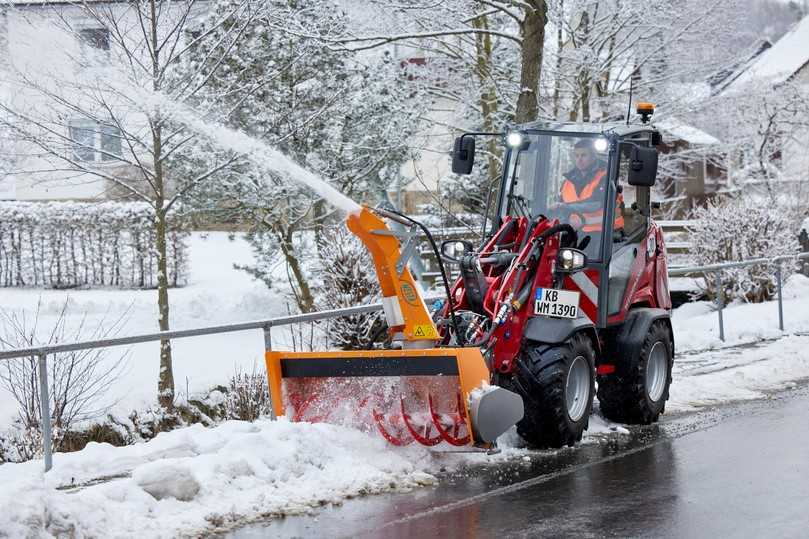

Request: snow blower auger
left=267, top=103, right=676, bottom=450
left=265, top=206, right=525, bottom=448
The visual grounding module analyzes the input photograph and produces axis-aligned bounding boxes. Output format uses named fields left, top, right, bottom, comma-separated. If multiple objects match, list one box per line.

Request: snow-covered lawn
left=0, top=232, right=282, bottom=426
left=2, top=233, right=809, bottom=537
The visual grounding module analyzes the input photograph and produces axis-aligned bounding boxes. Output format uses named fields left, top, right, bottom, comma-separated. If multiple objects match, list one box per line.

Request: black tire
left=511, top=332, right=596, bottom=448
left=597, top=320, right=673, bottom=424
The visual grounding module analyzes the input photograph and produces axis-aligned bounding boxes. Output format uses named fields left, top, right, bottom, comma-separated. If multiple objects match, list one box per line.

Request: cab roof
left=518, top=120, right=657, bottom=139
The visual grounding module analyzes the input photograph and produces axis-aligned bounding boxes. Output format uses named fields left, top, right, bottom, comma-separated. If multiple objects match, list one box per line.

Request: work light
left=506, top=132, right=523, bottom=148
left=594, top=138, right=608, bottom=152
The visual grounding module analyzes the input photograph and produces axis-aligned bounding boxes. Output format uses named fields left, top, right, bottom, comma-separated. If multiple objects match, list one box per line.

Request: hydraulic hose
left=375, top=207, right=466, bottom=347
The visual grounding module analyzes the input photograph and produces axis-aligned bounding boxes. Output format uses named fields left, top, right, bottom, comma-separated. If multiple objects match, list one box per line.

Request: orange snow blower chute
left=265, top=206, right=523, bottom=447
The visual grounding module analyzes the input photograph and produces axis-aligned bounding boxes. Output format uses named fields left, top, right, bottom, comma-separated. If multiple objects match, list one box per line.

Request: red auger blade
left=400, top=398, right=443, bottom=446
left=372, top=408, right=414, bottom=446
left=429, top=393, right=471, bottom=446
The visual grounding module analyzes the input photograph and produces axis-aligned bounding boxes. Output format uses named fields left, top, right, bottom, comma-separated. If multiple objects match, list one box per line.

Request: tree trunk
left=581, top=79, right=591, bottom=122
left=552, top=0, right=564, bottom=120
left=149, top=0, right=174, bottom=410
left=278, top=226, right=315, bottom=313
left=515, top=1, right=548, bottom=124
left=155, top=207, right=174, bottom=409
left=473, top=12, right=502, bottom=213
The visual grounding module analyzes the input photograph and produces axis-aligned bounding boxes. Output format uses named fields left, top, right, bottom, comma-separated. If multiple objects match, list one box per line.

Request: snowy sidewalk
left=2, top=331, right=809, bottom=537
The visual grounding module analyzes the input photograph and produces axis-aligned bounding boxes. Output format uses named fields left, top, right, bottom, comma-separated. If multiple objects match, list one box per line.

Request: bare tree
left=0, top=0, right=257, bottom=409
left=0, top=300, right=129, bottom=459
left=278, top=0, right=548, bottom=124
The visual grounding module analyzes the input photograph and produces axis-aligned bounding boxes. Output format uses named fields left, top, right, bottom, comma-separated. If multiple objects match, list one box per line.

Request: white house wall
left=0, top=1, right=208, bottom=201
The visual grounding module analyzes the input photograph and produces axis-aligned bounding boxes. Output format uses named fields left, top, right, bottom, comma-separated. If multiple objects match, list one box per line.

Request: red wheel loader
left=266, top=104, right=674, bottom=449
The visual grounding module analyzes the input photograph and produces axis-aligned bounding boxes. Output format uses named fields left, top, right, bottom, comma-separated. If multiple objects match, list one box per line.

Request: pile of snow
left=669, top=334, right=809, bottom=412
left=0, top=419, right=435, bottom=537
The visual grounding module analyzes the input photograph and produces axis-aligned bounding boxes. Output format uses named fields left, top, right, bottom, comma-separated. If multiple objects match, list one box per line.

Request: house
left=719, top=16, right=809, bottom=93
left=0, top=0, right=204, bottom=202
left=714, top=14, right=809, bottom=184
left=708, top=38, right=772, bottom=95
left=653, top=117, right=727, bottom=216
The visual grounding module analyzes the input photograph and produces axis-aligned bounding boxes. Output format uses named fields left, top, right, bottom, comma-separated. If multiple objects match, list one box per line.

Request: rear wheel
left=598, top=320, right=673, bottom=424
left=512, top=333, right=596, bottom=448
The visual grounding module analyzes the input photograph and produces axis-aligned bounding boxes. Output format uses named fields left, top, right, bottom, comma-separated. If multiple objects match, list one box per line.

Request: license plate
left=534, top=288, right=580, bottom=319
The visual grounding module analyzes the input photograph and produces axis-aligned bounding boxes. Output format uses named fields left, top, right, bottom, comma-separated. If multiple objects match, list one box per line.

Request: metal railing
left=669, top=253, right=809, bottom=342
left=0, top=301, right=404, bottom=472
left=2, top=251, right=809, bottom=472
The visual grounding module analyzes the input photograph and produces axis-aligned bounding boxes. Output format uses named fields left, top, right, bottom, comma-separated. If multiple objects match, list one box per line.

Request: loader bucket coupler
left=265, top=348, right=522, bottom=447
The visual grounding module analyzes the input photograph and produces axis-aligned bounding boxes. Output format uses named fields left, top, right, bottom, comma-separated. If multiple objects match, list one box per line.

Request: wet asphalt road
left=227, top=383, right=809, bottom=539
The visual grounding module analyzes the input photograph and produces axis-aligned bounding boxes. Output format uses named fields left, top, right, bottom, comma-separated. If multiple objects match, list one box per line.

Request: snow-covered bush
left=0, top=201, right=189, bottom=289
left=314, top=226, right=385, bottom=350
left=687, top=194, right=801, bottom=302
left=224, top=365, right=271, bottom=422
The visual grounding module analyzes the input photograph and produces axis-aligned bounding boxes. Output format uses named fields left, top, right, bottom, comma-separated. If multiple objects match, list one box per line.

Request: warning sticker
left=413, top=324, right=437, bottom=339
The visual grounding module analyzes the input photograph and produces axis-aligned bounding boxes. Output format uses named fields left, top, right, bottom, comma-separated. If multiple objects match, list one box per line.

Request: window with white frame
left=78, top=28, right=110, bottom=52
left=78, top=27, right=110, bottom=65
left=68, top=120, right=122, bottom=162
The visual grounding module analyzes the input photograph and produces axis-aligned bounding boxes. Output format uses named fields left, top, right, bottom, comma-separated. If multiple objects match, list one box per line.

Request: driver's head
left=573, top=139, right=596, bottom=172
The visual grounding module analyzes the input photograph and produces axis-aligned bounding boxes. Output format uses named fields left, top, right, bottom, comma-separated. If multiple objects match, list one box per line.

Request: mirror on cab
left=452, top=136, right=475, bottom=175
left=441, top=239, right=474, bottom=261
left=628, top=146, right=658, bottom=187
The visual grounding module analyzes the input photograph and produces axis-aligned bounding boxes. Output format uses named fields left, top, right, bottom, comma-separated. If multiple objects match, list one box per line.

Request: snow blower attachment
left=265, top=207, right=523, bottom=447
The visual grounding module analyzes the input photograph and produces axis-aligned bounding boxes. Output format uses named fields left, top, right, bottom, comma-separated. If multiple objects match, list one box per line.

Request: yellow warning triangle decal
left=414, top=326, right=425, bottom=337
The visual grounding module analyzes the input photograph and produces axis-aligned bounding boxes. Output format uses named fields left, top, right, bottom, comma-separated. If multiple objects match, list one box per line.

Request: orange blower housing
left=264, top=207, right=522, bottom=447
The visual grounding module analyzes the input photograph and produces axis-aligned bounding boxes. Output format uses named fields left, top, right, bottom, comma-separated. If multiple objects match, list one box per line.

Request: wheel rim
left=566, top=355, right=590, bottom=422
left=646, top=341, right=668, bottom=402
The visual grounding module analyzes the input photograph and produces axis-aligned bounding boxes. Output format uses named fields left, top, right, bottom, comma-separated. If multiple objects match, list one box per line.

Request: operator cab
left=496, top=123, right=658, bottom=263
left=451, top=109, right=662, bottom=327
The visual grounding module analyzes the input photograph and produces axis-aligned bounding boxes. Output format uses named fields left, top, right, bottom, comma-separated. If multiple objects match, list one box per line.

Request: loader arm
left=346, top=207, right=438, bottom=345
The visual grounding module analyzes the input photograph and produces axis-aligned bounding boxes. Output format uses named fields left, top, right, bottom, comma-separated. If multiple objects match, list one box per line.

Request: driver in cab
left=561, top=139, right=623, bottom=234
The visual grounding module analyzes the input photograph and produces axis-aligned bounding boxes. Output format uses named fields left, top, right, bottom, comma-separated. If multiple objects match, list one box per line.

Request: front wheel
left=512, top=333, right=596, bottom=448
left=598, top=320, right=673, bottom=424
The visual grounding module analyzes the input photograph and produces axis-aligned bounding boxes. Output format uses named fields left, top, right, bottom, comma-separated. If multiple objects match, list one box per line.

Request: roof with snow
left=722, top=16, right=809, bottom=93
left=654, top=117, right=720, bottom=146
left=709, top=39, right=772, bottom=95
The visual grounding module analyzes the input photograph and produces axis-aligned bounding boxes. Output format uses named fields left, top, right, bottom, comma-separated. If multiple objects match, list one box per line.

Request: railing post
left=776, top=262, right=784, bottom=332
left=715, top=271, right=725, bottom=342
left=263, top=324, right=276, bottom=420
left=37, top=353, right=53, bottom=472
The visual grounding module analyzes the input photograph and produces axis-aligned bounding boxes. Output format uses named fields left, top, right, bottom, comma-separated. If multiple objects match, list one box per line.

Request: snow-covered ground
left=2, top=233, right=809, bottom=537
left=0, top=232, right=283, bottom=426
left=0, top=419, right=436, bottom=537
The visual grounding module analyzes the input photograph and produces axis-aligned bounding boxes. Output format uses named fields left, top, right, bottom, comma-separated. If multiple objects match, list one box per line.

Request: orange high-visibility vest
left=561, top=169, right=624, bottom=233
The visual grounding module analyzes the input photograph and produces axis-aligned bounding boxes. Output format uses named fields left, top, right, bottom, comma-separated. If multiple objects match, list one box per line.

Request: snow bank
left=669, top=334, right=809, bottom=412
left=0, top=419, right=435, bottom=537
left=671, top=274, right=809, bottom=352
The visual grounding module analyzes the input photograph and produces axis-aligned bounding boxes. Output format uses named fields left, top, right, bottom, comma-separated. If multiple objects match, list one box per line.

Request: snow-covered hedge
left=0, top=202, right=188, bottom=289
left=688, top=194, right=801, bottom=302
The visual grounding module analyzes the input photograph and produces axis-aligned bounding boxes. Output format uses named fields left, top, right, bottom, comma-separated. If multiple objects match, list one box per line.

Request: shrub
left=0, top=201, right=189, bottom=289
left=314, top=226, right=386, bottom=350
left=0, top=299, right=130, bottom=456
left=224, top=364, right=272, bottom=422
left=687, top=194, right=801, bottom=302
